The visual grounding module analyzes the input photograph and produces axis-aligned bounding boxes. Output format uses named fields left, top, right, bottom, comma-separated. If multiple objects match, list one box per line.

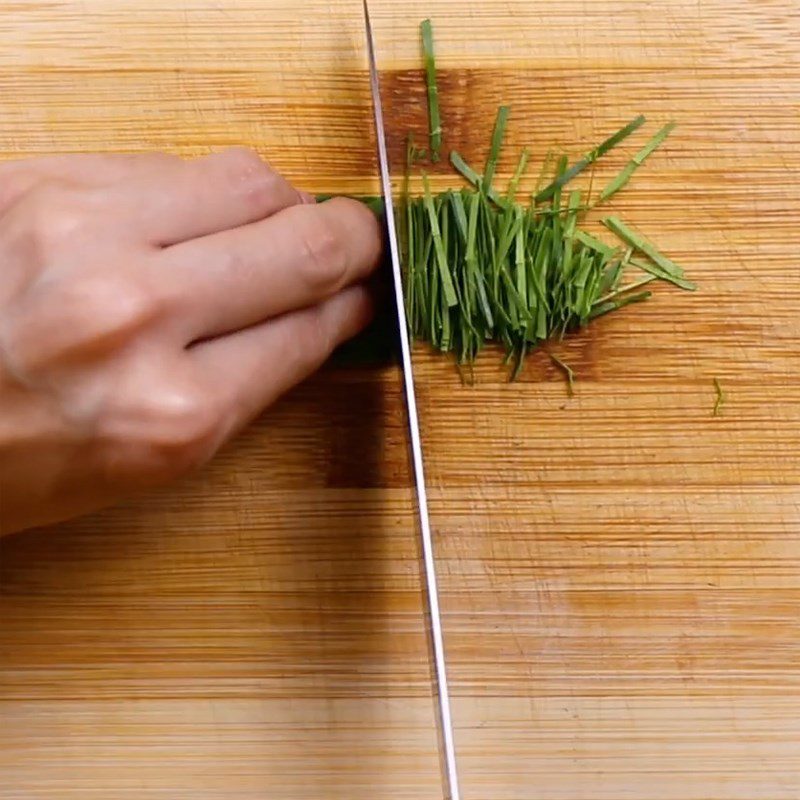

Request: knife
left=360, top=3, right=461, bottom=799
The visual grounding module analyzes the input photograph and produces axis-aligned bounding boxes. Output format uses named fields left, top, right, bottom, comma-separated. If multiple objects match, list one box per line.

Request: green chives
left=420, top=19, right=442, bottom=161
left=347, top=18, right=695, bottom=385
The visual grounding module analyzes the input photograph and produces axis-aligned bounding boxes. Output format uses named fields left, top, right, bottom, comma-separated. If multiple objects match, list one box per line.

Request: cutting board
left=1, top=1, right=799, bottom=798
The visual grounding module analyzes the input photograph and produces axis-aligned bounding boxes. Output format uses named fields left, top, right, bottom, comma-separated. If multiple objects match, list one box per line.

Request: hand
left=0, top=149, right=382, bottom=534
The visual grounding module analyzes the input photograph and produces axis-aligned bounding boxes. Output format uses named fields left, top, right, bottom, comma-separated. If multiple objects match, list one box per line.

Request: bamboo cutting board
left=1, top=1, right=800, bottom=798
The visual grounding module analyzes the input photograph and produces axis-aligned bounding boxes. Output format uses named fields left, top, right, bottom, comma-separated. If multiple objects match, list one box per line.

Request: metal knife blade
left=360, top=3, right=461, bottom=799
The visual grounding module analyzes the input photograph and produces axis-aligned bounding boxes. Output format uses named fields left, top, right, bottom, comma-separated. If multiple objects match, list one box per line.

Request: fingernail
left=299, top=191, right=316, bottom=205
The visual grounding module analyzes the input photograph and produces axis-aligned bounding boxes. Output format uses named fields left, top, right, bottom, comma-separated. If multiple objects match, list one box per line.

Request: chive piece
left=514, top=205, right=526, bottom=299
left=599, top=122, right=676, bottom=203
left=585, top=159, right=597, bottom=208
left=581, top=253, right=604, bottom=319
left=589, top=290, right=652, bottom=320
left=624, top=256, right=697, bottom=291
left=511, top=340, right=527, bottom=381
left=450, top=150, right=506, bottom=207
left=465, top=192, right=493, bottom=328
left=405, top=190, right=415, bottom=330
left=439, top=200, right=452, bottom=350
left=535, top=115, right=647, bottom=203
left=549, top=353, right=575, bottom=397
left=602, top=216, right=696, bottom=290
left=449, top=190, right=468, bottom=243
left=597, top=249, right=627, bottom=297
left=574, top=230, right=616, bottom=258
left=450, top=150, right=482, bottom=185
left=562, top=189, right=582, bottom=267
left=713, top=377, right=725, bottom=417
left=507, top=147, right=529, bottom=202
left=420, top=19, right=442, bottom=161
left=593, top=274, right=656, bottom=307
left=484, top=105, right=510, bottom=192
left=422, top=173, right=458, bottom=307
left=534, top=150, right=555, bottom=198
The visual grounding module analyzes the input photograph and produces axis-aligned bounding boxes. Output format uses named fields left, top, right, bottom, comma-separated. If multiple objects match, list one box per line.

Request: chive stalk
left=535, top=115, right=647, bottom=203
left=600, top=122, right=676, bottom=202
left=484, top=105, right=510, bottom=192
left=549, top=354, right=575, bottom=396
left=420, top=19, right=442, bottom=161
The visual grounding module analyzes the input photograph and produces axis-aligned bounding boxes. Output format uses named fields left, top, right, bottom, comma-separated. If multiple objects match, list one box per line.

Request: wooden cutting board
left=1, top=1, right=799, bottom=798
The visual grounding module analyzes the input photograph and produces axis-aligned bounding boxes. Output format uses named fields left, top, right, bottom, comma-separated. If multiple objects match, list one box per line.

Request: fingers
left=158, top=197, right=383, bottom=342
left=190, top=284, right=373, bottom=430
left=0, top=148, right=308, bottom=246
left=120, top=147, right=309, bottom=246
left=0, top=153, right=178, bottom=215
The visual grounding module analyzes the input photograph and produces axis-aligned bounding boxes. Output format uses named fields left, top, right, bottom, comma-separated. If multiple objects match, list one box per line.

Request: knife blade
left=360, top=3, right=461, bottom=799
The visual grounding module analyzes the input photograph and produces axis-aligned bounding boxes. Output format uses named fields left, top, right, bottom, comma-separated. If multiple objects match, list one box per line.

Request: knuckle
left=219, top=146, right=285, bottom=211
left=108, top=380, right=226, bottom=481
left=296, top=210, right=348, bottom=292
left=222, top=146, right=274, bottom=185
left=79, top=274, right=162, bottom=340
left=21, top=182, right=96, bottom=252
left=2, top=274, right=161, bottom=375
left=156, top=392, right=222, bottom=466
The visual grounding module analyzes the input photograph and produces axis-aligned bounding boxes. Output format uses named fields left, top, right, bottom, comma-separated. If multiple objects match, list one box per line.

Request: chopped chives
left=422, top=173, right=458, bottom=307
left=484, top=105, right=510, bottom=192
left=600, top=122, right=676, bottom=202
left=450, top=150, right=506, bottom=208
left=589, top=290, right=652, bottom=320
left=628, top=257, right=697, bottom=291
left=449, top=191, right=468, bottom=242
left=574, top=230, right=616, bottom=258
left=420, top=19, right=442, bottom=161
left=507, top=147, right=530, bottom=202
left=343, top=21, right=694, bottom=382
left=602, top=216, right=688, bottom=280
left=593, top=274, right=656, bottom=307
left=549, top=353, right=575, bottom=397
left=535, top=115, right=647, bottom=203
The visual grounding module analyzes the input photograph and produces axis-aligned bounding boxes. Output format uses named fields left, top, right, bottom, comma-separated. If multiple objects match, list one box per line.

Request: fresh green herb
left=599, top=122, right=676, bottom=202
left=420, top=19, right=442, bottom=161
left=400, top=171, right=685, bottom=380
left=574, top=230, right=616, bottom=258
left=713, top=377, right=725, bottom=416
left=627, top=257, right=697, bottom=291
left=549, top=353, right=575, bottom=396
left=535, top=115, right=647, bottom=203
left=336, top=21, right=692, bottom=381
left=507, top=148, right=529, bottom=202
left=422, top=173, right=458, bottom=308
left=450, top=150, right=506, bottom=208
left=593, top=274, right=656, bottom=307
left=589, top=290, right=652, bottom=320
left=602, top=216, right=697, bottom=291
left=484, top=106, right=510, bottom=192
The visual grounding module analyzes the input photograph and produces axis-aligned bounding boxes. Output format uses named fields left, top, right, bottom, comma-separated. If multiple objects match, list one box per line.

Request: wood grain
left=1, top=1, right=800, bottom=798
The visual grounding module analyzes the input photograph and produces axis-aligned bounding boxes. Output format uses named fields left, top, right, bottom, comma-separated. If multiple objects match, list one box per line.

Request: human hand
left=0, top=149, right=382, bottom=534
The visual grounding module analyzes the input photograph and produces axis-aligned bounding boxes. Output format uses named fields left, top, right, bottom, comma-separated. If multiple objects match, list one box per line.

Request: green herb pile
left=397, top=19, right=695, bottom=380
